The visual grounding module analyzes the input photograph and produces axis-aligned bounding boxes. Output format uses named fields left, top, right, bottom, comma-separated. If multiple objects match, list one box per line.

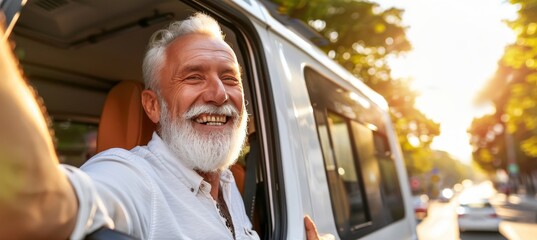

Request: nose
left=202, top=76, right=228, bottom=105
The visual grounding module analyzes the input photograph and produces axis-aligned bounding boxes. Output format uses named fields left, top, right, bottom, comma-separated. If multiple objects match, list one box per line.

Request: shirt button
left=190, top=187, right=194, bottom=192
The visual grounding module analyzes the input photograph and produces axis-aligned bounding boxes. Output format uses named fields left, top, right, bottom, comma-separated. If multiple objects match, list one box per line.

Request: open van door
left=0, top=0, right=25, bottom=40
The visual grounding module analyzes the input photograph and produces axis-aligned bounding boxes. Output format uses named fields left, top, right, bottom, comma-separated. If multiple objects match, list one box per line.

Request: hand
left=304, top=215, right=335, bottom=240
left=304, top=215, right=319, bottom=240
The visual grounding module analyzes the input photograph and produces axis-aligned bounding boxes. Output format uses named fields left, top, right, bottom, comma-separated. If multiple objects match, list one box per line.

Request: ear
left=141, top=89, right=161, bottom=124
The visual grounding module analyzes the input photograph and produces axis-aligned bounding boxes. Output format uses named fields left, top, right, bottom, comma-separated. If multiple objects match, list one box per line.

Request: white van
left=2, top=0, right=417, bottom=239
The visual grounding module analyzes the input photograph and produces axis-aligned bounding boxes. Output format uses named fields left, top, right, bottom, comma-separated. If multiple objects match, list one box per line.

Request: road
left=417, top=182, right=537, bottom=240
left=417, top=201, right=506, bottom=240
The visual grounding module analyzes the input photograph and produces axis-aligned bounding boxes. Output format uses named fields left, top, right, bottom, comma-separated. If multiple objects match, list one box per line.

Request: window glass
left=329, top=113, right=358, bottom=182
left=349, top=120, right=383, bottom=225
left=374, top=132, right=405, bottom=220
left=314, top=109, right=349, bottom=230
left=53, top=120, right=98, bottom=167
left=327, top=113, right=369, bottom=229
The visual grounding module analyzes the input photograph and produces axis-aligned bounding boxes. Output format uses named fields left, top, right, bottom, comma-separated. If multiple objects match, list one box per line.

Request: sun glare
left=377, top=0, right=518, bottom=163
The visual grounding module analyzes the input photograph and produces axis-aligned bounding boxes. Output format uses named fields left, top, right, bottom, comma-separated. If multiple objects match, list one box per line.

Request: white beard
left=159, top=101, right=247, bottom=173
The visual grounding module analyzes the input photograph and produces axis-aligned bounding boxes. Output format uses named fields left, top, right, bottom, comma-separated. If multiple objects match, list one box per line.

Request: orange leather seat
left=230, top=164, right=245, bottom=195
left=96, top=80, right=155, bottom=153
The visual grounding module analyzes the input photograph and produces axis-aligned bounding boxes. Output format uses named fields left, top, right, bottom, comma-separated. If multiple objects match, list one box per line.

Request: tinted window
left=305, top=67, right=405, bottom=238
left=327, top=112, right=370, bottom=229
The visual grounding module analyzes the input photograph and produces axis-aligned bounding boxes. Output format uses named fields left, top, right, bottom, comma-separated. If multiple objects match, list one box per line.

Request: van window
left=53, top=119, right=98, bottom=167
left=305, top=67, right=405, bottom=238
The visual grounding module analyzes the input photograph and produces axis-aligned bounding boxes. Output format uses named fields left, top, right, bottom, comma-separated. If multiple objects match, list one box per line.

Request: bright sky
left=375, top=0, right=518, bottom=164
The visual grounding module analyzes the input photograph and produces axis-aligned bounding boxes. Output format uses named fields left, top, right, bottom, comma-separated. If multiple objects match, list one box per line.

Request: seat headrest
left=96, top=81, right=156, bottom=153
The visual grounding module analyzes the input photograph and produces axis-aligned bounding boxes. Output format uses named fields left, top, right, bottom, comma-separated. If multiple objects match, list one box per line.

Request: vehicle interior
left=12, top=0, right=256, bottom=164
left=10, top=0, right=267, bottom=237
left=12, top=0, right=179, bottom=164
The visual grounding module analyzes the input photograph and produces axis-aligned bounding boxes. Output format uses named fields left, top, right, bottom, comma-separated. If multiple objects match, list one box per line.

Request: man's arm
left=0, top=23, right=78, bottom=239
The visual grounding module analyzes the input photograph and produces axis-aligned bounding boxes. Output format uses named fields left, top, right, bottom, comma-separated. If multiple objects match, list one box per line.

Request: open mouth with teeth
left=194, top=114, right=230, bottom=126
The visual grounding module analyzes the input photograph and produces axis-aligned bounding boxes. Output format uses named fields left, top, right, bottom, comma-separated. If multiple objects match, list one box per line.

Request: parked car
left=456, top=198, right=500, bottom=232
left=413, top=194, right=429, bottom=221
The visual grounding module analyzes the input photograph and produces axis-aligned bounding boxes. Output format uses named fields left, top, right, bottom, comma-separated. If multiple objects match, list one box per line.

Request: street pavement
left=491, top=193, right=537, bottom=240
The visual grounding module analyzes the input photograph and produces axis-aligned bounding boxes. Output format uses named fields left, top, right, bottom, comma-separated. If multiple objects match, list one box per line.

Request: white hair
left=142, top=12, right=225, bottom=91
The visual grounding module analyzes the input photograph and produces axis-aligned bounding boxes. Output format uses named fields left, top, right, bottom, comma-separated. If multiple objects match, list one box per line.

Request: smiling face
left=142, top=33, right=247, bottom=172
left=159, top=33, right=244, bottom=129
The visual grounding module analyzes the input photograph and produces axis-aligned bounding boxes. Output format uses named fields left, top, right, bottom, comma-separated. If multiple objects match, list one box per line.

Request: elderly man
left=0, top=12, right=323, bottom=239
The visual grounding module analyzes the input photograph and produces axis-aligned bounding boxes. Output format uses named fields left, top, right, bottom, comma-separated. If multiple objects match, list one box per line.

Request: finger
left=304, top=215, right=319, bottom=240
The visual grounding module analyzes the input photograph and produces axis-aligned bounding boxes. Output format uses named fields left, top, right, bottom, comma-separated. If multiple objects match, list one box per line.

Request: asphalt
left=491, top=193, right=537, bottom=240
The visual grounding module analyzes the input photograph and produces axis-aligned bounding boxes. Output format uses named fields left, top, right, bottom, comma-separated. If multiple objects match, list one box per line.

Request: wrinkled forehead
left=167, top=33, right=239, bottom=63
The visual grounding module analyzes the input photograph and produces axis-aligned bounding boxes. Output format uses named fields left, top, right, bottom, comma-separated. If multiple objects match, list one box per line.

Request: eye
left=222, top=75, right=240, bottom=85
left=185, top=75, right=203, bottom=81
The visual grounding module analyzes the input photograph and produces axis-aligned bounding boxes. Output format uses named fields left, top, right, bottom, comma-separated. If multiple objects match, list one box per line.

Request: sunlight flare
left=377, top=0, right=518, bottom=163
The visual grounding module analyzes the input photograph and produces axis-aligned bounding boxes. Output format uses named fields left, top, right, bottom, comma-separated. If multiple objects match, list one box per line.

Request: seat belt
left=242, top=133, right=260, bottom=222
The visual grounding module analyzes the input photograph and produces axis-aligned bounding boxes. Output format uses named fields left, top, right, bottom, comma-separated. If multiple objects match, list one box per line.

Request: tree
left=265, top=0, right=440, bottom=175
left=467, top=114, right=506, bottom=173
left=471, top=0, right=537, bottom=193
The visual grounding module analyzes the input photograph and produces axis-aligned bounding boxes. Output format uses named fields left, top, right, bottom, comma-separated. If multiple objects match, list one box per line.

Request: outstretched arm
left=0, top=23, right=78, bottom=239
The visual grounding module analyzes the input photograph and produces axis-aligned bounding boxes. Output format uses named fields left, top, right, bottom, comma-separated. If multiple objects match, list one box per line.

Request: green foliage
left=468, top=115, right=506, bottom=172
left=470, top=0, right=537, bottom=175
left=521, top=136, right=537, bottom=157
left=431, top=150, right=473, bottom=187
left=410, top=150, right=472, bottom=196
left=266, top=0, right=440, bottom=176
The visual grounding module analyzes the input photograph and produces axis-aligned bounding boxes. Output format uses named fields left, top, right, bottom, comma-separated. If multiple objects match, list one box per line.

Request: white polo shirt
left=63, top=133, right=259, bottom=240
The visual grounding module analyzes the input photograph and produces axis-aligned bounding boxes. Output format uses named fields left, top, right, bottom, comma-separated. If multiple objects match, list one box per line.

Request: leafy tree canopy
left=470, top=0, right=537, bottom=175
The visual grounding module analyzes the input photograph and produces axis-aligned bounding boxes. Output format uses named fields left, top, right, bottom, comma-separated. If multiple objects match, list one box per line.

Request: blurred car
left=456, top=198, right=500, bottom=232
left=413, top=194, right=429, bottom=220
